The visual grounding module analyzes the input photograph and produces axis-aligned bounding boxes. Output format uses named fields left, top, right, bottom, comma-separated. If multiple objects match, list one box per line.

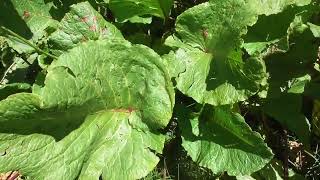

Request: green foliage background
left=0, top=0, right=320, bottom=179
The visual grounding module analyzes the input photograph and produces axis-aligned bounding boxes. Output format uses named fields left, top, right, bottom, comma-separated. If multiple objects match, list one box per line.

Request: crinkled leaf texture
left=164, top=47, right=267, bottom=105
left=164, top=0, right=311, bottom=106
left=177, top=105, right=273, bottom=176
left=0, top=39, right=174, bottom=180
left=7, top=0, right=58, bottom=41
left=165, top=0, right=310, bottom=105
left=108, top=0, right=173, bottom=22
left=49, top=2, right=123, bottom=53
left=164, top=0, right=267, bottom=106
left=0, top=0, right=58, bottom=54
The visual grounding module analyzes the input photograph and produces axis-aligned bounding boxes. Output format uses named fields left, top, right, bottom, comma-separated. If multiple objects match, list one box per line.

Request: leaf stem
left=0, top=26, right=58, bottom=59
left=0, top=60, right=16, bottom=85
left=304, top=149, right=316, bottom=160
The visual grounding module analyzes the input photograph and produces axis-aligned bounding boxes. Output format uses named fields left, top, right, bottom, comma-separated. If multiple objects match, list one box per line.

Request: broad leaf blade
left=177, top=106, right=273, bottom=176
left=164, top=1, right=268, bottom=105
left=248, top=0, right=311, bottom=16
left=0, top=0, right=58, bottom=54
left=250, top=160, right=305, bottom=180
left=164, top=46, right=267, bottom=105
left=49, top=2, right=123, bottom=53
left=175, top=1, right=256, bottom=53
left=164, top=0, right=313, bottom=106
left=0, top=39, right=174, bottom=179
left=264, top=94, right=311, bottom=144
left=0, top=83, right=31, bottom=100
left=1, top=0, right=57, bottom=40
left=1, top=109, right=164, bottom=179
left=108, top=0, right=173, bottom=22
left=243, top=3, right=316, bottom=55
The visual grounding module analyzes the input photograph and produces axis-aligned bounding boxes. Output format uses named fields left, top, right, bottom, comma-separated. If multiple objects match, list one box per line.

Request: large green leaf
left=172, top=0, right=310, bottom=53
left=243, top=3, right=316, bottom=55
left=261, top=26, right=316, bottom=144
left=0, top=83, right=31, bottom=100
left=248, top=0, right=311, bottom=16
left=164, top=0, right=313, bottom=105
left=177, top=105, right=273, bottom=176
left=265, top=32, right=318, bottom=98
left=1, top=0, right=58, bottom=40
left=0, top=39, right=174, bottom=180
left=264, top=94, right=311, bottom=144
left=49, top=2, right=123, bottom=53
left=164, top=1, right=268, bottom=106
left=108, top=0, right=173, bottom=22
left=173, top=1, right=256, bottom=53
left=164, top=47, right=267, bottom=105
left=0, top=0, right=58, bottom=54
left=238, top=160, right=305, bottom=180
